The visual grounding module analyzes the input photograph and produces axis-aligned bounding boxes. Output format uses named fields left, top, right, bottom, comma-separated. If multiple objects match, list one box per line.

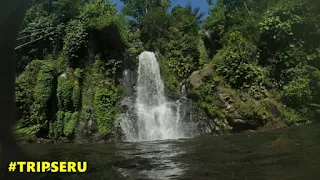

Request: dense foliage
left=15, top=0, right=320, bottom=141
left=197, top=0, right=320, bottom=131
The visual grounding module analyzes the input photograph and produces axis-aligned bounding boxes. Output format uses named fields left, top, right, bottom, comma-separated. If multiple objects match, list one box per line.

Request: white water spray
left=120, top=51, right=191, bottom=141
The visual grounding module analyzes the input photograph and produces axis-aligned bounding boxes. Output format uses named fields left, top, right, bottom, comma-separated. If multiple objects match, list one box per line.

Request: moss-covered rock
left=186, top=63, right=309, bottom=135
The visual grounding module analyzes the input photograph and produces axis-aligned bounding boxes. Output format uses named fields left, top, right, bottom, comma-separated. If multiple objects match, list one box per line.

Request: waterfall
left=120, top=51, right=194, bottom=142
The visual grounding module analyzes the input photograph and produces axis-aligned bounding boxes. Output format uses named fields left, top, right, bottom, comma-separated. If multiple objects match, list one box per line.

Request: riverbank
left=16, top=121, right=304, bottom=144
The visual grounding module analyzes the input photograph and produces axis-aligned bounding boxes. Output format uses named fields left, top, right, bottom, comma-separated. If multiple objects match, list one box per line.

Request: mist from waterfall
left=120, top=51, right=195, bottom=142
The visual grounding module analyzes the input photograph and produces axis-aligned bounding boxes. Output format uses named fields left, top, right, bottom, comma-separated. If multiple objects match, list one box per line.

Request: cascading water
left=120, top=51, right=195, bottom=142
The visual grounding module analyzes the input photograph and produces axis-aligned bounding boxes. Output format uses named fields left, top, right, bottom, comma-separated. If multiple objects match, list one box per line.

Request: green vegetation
left=14, top=0, right=320, bottom=141
left=193, top=0, right=320, bottom=132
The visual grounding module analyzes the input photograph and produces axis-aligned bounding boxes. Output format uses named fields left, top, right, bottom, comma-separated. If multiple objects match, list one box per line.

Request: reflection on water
left=7, top=123, right=320, bottom=180
left=114, top=139, right=188, bottom=179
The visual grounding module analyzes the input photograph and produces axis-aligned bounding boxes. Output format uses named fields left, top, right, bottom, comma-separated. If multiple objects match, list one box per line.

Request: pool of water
left=3, top=123, right=320, bottom=180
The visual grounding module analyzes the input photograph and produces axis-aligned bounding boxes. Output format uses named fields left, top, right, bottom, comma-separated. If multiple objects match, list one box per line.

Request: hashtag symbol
left=8, top=162, right=16, bottom=172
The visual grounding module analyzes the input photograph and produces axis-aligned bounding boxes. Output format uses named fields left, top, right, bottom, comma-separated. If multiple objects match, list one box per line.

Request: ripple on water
left=114, top=139, right=188, bottom=179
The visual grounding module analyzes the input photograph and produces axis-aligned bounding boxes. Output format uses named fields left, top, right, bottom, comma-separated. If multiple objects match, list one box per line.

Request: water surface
left=7, top=124, right=320, bottom=180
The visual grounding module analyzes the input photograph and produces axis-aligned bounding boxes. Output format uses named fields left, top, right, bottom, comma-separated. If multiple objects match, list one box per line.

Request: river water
left=13, top=123, right=320, bottom=180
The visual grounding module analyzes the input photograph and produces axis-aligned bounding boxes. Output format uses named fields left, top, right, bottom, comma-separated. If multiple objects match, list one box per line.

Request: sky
left=110, top=0, right=212, bottom=19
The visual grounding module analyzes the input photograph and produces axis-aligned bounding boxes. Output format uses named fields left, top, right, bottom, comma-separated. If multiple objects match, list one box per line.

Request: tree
left=185, top=2, right=205, bottom=24
left=140, top=6, right=171, bottom=53
left=121, top=0, right=170, bottom=23
left=166, top=6, right=200, bottom=80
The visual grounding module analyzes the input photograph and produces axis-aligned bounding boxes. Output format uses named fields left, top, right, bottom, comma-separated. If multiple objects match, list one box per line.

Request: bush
left=63, top=19, right=88, bottom=68
left=188, top=73, right=231, bottom=132
left=74, top=68, right=83, bottom=80
left=14, top=123, right=41, bottom=141
left=93, top=88, right=119, bottom=133
left=160, top=55, right=180, bottom=94
left=53, top=111, right=65, bottom=139
left=63, top=112, right=78, bottom=139
left=72, top=85, right=81, bottom=111
left=16, top=60, right=45, bottom=125
left=92, top=55, right=105, bottom=87
left=282, top=75, right=312, bottom=111
left=31, top=61, right=56, bottom=127
left=234, top=100, right=272, bottom=128
left=33, top=61, right=56, bottom=107
left=57, top=75, right=73, bottom=111
left=56, top=53, right=68, bottom=74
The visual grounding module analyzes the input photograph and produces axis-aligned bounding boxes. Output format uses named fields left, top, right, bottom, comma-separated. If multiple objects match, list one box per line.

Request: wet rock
left=58, top=137, right=69, bottom=143
left=230, top=122, right=254, bottom=133
left=34, top=138, right=53, bottom=143
left=258, top=121, right=286, bottom=131
left=179, top=80, right=186, bottom=87
left=88, top=119, right=98, bottom=133
left=120, top=69, right=138, bottom=97
left=181, top=85, right=187, bottom=97
left=93, top=133, right=116, bottom=143
left=197, top=120, right=214, bottom=134
left=114, top=125, right=124, bottom=140
left=168, top=92, right=181, bottom=100
left=119, top=97, right=135, bottom=111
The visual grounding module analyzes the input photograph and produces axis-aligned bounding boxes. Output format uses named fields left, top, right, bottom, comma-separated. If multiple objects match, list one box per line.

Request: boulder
left=187, top=63, right=214, bottom=88
left=188, top=70, right=201, bottom=88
